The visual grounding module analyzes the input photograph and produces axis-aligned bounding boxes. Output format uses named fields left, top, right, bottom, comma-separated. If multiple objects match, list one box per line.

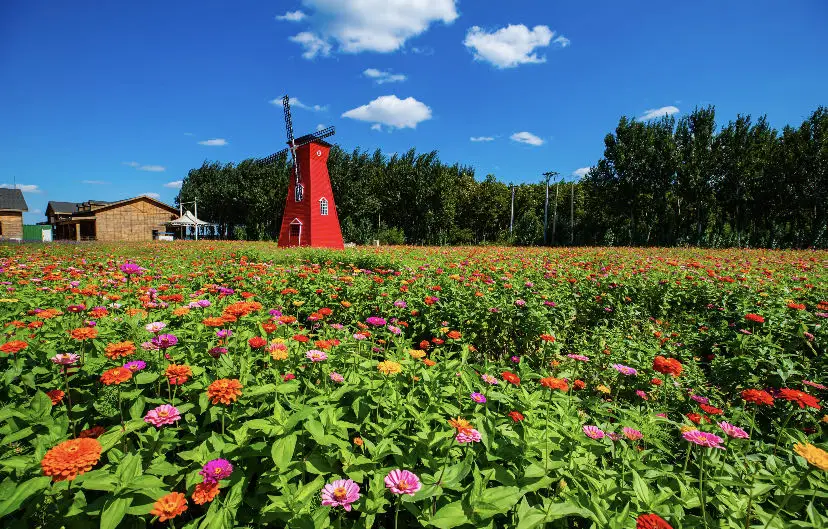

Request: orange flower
left=104, top=341, right=136, bottom=360
left=206, top=378, right=243, bottom=405
left=446, top=330, right=461, bottom=340
left=448, top=417, right=473, bottom=433
left=540, top=377, right=569, bottom=392
left=0, top=340, right=28, bottom=354
left=353, top=437, right=364, bottom=447
left=41, top=438, right=102, bottom=481
left=165, top=364, right=193, bottom=385
left=540, top=334, right=556, bottom=342
left=69, top=327, right=98, bottom=340
left=172, top=307, right=190, bottom=317
left=202, top=317, right=225, bottom=327
left=422, top=358, right=436, bottom=367
left=150, top=492, right=188, bottom=522
left=652, top=356, right=682, bottom=377
left=100, top=367, right=132, bottom=385
left=192, top=482, right=220, bottom=505
left=502, top=371, right=520, bottom=386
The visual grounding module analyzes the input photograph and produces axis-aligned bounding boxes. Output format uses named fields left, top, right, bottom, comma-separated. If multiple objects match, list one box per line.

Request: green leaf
left=128, top=396, right=145, bottom=420
left=631, top=470, right=653, bottom=506
left=472, top=486, right=523, bottom=520
left=429, top=501, right=468, bottom=529
left=134, top=372, right=159, bottom=385
left=516, top=498, right=546, bottom=529
left=0, top=476, right=51, bottom=518
left=100, top=496, right=132, bottom=529
left=271, top=434, right=297, bottom=470
left=29, top=391, right=53, bottom=420
left=115, top=453, right=142, bottom=485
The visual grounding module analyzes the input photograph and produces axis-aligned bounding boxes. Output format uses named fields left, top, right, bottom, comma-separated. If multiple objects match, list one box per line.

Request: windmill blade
left=282, top=95, right=294, bottom=145
left=255, top=148, right=289, bottom=167
left=309, top=126, right=336, bottom=141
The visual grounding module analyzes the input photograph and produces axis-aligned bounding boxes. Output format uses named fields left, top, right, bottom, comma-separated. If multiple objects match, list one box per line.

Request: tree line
left=177, top=105, right=827, bottom=248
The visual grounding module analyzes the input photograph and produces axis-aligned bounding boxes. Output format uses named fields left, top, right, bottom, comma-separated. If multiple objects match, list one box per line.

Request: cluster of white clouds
left=0, top=183, right=41, bottom=193
left=197, top=138, right=227, bottom=146
left=123, top=161, right=166, bottom=172
left=342, top=95, right=432, bottom=130
left=637, top=106, right=680, bottom=121
left=363, top=68, right=406, bottom=84
left=464, top=24, right=568, bottom=69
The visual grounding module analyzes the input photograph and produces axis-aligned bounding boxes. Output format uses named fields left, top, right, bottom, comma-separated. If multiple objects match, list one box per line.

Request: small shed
left=0, top=188, right=29, bottom=240
left=49, top=195, right=178, bottom=241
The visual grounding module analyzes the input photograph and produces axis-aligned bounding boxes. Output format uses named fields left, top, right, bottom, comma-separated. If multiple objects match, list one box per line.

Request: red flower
left=47, top=389, right=65, bottom=405
left=778, top=388, right=821, bottom=410
left=282, top=373, right=295, bottom=381
left=652, top=356, right=682, bottom=377
left=787, top=302, right=806, bottom=310
left=502, top=371, right=520, bottom=386
left=573, top=380, right=586, bottom=390
left=651, top=378, right=663, bottom=386
left=508, top=411, right=525, bottom=422
left=540, top=334, right=556, bottom=342
left=744, top=313, right=765, bottom=323
left=741, top=389, right=774, bottom=406
left=699, top=404, right=723, bottom=415
left=292, top=334, right=309, bottom=343
left=248, top=336, right=267, bottom=349
left=637, top=513, right=673, bottom=529
left=419, top=340, right=430, bottom=350
left=540, top=377, right=568, bottom=391
left=686, top=413, right=702, bottom=425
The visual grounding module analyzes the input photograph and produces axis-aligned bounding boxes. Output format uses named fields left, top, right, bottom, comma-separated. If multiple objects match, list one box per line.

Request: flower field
left=0, top=243, right=826, bottom=529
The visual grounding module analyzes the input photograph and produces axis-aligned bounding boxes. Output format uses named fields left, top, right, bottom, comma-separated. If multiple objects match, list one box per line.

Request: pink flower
left=144, top=404, right=181, bottom=428
left=321, top=479, right=360, bottom=511
left=456, top=429, right=482, bottom=443
left=636, top=390, right=649, bottom=400
left=330, top=372, right=344, bottom=383
left=305, top=350, right=328, bottom=362
left=611, top=363, right=637, bottom=376
left=691, top=394, right=710, bottom=405
left=682, top=429, right=725, bottom=449
left=470, top=392, right=486, bottom=404
left=583, top=425, right=605, bottom=439
left=481, top=374, right=499, bottom=385
left=384, top=469, right=422, bottom=496
left=567, top=354, right=590, bottom=362
left=622, top=427, right=643, bottom=441
left=717, top=421, right=749, bottom=439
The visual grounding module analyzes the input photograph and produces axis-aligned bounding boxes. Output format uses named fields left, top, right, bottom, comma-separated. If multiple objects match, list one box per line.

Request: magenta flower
left=119, top=262, right=143, bottom=275
left=124, top=360, right=146, bottom=372
left=481, top=374, right=499, bottom=385
left=611, top=363, right=638, bottom=376
left=321, top=479, right=360, bottom=511
left=636, top=390, right=649, bottom=400
left=691, top=394, right=710, bottom=405
left=393, top=300, right=407, bottom=308
left=682, top=429, right=725, bottom=449
left=209, top=346, right=228, bottom=358
left=216, top=329, right=233, bottom=339
left=718, top=421, right=749, bottom=439
left=199, top=459, right=234, bottom=484
left=51, top=353, right=80, bottom=365
left=144, top=404, right=181, bottom=428
left=151, top=334, right=178, bottom=349
left=365, top=316, right=386, bottom=327
left=353, top=333, right=368, bottom=340
left=455, top=429, right=482, bottom=443
left=622, top=427, right=643, bottom=441
left=384, top=469, right=422, bottom=496
left=583, top=425, right=605, bottom=440
left=306, top=350, right=328, bottom=362
left=330, top=372, right=344, bottom=383
left=567, top=354, right=590, bottom=362
left=470, top=392, right=486, bottom=404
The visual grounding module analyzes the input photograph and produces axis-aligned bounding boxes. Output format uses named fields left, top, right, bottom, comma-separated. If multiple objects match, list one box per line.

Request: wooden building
left=0, top=188, right=29, bottom=241
left=49, top=195, right=178, bottom=241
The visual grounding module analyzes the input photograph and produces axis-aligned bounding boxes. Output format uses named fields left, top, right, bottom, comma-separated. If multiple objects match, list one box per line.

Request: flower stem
left=762, top=469, right=809, bottom=529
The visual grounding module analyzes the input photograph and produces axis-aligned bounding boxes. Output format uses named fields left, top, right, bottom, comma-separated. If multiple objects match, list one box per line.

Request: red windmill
left=256, top=95, right=344, bottom=248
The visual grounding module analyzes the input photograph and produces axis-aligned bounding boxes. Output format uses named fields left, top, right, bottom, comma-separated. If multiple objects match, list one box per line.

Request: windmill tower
left=257, top=95, right=344, bottom=249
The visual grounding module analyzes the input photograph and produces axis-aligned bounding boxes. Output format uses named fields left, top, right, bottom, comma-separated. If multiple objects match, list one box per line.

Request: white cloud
left=470, top=136, right=494, bottom=142
left=573, top=167, right=591, bottom=178
left=371, top=124, right=383, bottom=131
left=316, top=124, right=326, bottom=131
left=123, top=161, right=140, bottom=167
left=141, top=193, right=161, bottom=200
left=510, top=131, right=544, bottom=146
left=272, top=96, right=328, bottom=112
left=289, top=0, right=458, bottom=57
left=164, top=180, right=183, bottom=189
left=0, top=183, right=41, bottom=193
left=363, top=68, right=407, bottom=84
left=276, top=10, right=307, bottom=22
left=464, top=24, right=568, bottom=68
left=82, top=180, right=109, bottom=185
left=198, top=138, right=228, bottom=146
left=638, top=106, right=680, bottom=121
left=290, top=32, right=333, bottom=59
left=342, top=95, right=432, bottom=129
left=138, top=165, right=165, bottom=172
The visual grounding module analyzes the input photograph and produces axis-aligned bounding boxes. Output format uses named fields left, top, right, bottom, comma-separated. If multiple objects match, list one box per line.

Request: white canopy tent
left=168, top=210, right=212, bottom=240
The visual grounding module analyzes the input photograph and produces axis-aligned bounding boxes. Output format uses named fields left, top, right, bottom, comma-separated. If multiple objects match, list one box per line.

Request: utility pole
left=509, top=184, right=515, bottom=235
left=570, top=181, right=575, bottom=245
left=542, top=171, right=558, bottom=245
left=194, top=198, right=199, bottom=241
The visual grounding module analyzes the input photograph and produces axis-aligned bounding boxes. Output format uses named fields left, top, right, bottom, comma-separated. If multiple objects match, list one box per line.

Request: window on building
left=295, top=184, right=304, bottom=202
left=320, top=197, right=328, bottom=216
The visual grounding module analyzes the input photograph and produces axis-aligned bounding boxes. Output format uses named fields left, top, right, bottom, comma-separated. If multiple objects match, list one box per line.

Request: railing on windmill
left=254, top=126, right=336, bottom=167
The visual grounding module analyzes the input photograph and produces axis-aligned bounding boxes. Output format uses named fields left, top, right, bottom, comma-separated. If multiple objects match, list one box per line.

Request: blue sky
left=1, top=1, right=826, bottom=224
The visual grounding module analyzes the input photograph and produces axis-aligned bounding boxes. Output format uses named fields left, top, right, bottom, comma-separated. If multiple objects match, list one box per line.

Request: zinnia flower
left=206, top=379, right=243, bottom=405
left=611, top=363, right=638, bottom=376
left=384, top=469, right=422, bottom=496
left=248, top=336, right=267, bottom=349
left=192, top=482, right=220, bottom=505
left=151, top=333, right=178, bottom=349
left=365, top=316, right=386, bottom=327
left=144, top=404, right=181, bottom=428
left=41, top=438, right=102, bottom=481
left=502, top=371, right=520, bottom=385
left=199, top=459, right=234, bottom=484
left=508, top=411, right=525, bottom=422
left=305, top=349, right=328, bottom=362
left=567, top=354, right=590, bottom=362
left=104, top=341, right=136, bottom=360
left=744, top=313, right=765, bottom=323
left=150, top=492, right=187, bottom=522
left=622, top=427, right=643, bottom=441
left=165, top=364, right=193, bottom=385
left=778, top=388, right=821, bottom=409
left=321, top=479, right=360, bottom=511
left=51, top=353, right=80, bottom=365
left=100, top=367, right=132, bottom=385
left=119, top=262, right=143, bottom=276
left=145, top=321, right=166, bottom=333
left=636, top=513, right=673, bottom=529
left=540, top=377, right=569, bottom=391
left=741, top=389, right=774, bottom=406
left=47, top=389, right=65, bottom=405
left=470, top=392, right=486, bottom=404
left=377, top=360, right=402, bottom=376
left=456, top=429, right=482, bottom=443
left=793, top=443, right=828, bottom=471
left=583, top=425, right=605, bottom=440
left=330, top=372, right=345, bottom=383
left=718, top=421, right=749, bottom=439
left=652, top=356, right=682, bottom=377
left=682, top=429, right=725, bottom=449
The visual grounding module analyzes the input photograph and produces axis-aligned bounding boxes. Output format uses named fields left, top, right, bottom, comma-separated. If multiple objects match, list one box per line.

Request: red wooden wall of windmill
left=277, top=140, right=344, bottom=249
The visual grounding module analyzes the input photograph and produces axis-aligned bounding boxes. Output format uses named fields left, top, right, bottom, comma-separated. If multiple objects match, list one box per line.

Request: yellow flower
left=377, top=360, right=402, bottom=376
left=822, top=415, right=828, bottom=424
left=409, top=349, right=426, bottom=359
left=596, top=385, right=611, bottom=394
left=439, top=327, right=449, bottom=334
left=758, top=292, right=768, bottom=297
left=292, top=300, right=305, bottom=307
left=0, top=298, right=19, bottom=303
left=793, top=443, right=828, bottom=471
left=679, top=425, right=695, bottom=434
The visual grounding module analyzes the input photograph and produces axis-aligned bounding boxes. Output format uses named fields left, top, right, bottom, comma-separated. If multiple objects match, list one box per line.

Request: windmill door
left=289, top=219, right=302, bottom=246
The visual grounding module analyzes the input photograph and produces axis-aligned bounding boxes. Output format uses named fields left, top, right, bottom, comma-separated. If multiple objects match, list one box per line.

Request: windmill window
left=320, top=197, right=329, bottom=216
left=295, top=184, right=304, bottom=202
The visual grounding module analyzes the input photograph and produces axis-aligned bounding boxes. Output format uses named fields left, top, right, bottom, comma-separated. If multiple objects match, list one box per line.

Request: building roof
left=0, top=188, right=29, bottom=211
left=293, top=134, right=332, bottom=148
left=47, top=201, right=79, bottom=214
left=86, top=195, right=178, bottom=215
